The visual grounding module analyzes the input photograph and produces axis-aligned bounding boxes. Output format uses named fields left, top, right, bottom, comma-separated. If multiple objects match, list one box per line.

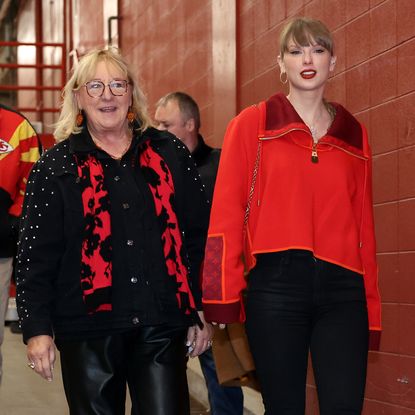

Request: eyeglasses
left=84, top=80, right=129, bottom=98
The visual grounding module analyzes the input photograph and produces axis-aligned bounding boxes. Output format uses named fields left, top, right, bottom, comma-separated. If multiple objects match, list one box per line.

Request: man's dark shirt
left=191, top=134, right=220, bottom=202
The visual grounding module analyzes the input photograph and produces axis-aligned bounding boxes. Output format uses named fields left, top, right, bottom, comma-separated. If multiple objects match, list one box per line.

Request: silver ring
left=27, top=361, right=35, bottom=370
left=207, top=340, right=213, bottom=347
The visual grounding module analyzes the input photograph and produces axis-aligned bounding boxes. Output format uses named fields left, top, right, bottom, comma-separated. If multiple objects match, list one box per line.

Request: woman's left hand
left=27, top=335, right=56, bottom=381
left=186, top=311, right=214, bottom=358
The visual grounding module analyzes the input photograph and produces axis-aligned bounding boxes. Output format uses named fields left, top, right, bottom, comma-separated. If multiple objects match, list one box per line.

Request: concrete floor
left=0, top=325, right=209, bottom=414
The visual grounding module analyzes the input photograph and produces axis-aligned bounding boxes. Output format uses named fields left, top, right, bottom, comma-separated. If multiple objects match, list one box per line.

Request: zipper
left=261, top=128, right=320, bottom=163
left=260, top=129, right=368, bottom=162
left=259, top=128, right=307, bottom=141
left=311, top=141, right=319, bottom=163
left=319, top=142, right=368, bottom=161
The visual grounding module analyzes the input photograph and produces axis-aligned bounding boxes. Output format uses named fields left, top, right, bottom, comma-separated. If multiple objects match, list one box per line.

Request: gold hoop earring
left=280, top=72, right=288, bottom=85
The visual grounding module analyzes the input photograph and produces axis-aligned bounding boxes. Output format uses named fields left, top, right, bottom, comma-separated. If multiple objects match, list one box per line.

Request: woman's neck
left=88, top=124, right=131, bottom=145
left=87, top=124, right=133, bottom=160
left=287, top=90, right=334, bottom=142
left=286, top=89, right=326, bottom=125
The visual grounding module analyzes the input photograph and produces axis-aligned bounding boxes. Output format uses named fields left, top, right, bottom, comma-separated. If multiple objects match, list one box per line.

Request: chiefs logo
left=0, top=139, right=14, bottom=154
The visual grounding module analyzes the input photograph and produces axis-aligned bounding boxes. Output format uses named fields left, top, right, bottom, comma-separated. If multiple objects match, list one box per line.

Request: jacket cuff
left=369, top=329, right=381, bottom=351
left=8, top=214, right=19, bottom=238
left=193, top=290, right=202, bottom=310
left=189, top=270, right=202, bottom=310
left=21, top=321, right=54, bottom=345
left=202, top=301, right=241, bottom=323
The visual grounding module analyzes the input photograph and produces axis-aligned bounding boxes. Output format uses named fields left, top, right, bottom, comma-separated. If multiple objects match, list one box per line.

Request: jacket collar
left=263, top=93, right=365, bottom=156
left=192, top=134, right=213, bottom=161
left=68, top=122, right=169, bottom=156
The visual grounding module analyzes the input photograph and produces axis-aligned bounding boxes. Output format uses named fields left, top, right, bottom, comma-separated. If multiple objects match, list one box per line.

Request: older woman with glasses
left=16, top=48, right=212, bottom=415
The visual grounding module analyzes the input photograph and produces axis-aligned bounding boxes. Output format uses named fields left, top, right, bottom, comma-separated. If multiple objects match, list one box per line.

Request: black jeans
left=245, top=250, right=369, bottom=415
left=58, top=325, right=189, bottom=415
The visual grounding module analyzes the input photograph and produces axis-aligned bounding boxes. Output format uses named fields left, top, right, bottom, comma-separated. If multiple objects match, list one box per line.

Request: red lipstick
left=300, top=70, right=316, bottom=79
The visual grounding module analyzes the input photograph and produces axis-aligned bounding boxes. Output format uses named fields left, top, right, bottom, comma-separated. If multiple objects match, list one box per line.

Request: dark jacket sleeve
left=0, top=188, right=17, bottom=256
left=16, top=157, right=65, bottom=343
left=171, top=137, right=209, bottom=309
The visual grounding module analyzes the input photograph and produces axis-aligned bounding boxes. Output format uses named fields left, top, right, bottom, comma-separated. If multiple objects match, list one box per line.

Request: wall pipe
left=108, top=15, right=121, bottom=46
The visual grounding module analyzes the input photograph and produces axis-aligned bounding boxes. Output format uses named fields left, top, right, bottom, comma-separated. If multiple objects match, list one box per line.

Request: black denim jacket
left=16, top=126, right=209, bottom=343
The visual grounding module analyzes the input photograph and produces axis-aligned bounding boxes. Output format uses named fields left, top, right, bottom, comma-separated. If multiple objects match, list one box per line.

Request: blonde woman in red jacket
left=202, top=17, right=381, bottom=415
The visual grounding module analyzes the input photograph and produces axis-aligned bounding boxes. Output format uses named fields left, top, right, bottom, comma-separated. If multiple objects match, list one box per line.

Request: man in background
left=155, top=92, right=243, bottom=415
left=0, top=104, right=41, bottom=385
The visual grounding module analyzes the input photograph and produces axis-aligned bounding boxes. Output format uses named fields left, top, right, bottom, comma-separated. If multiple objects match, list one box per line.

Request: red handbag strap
left=243, top=102, right=265, bottom=229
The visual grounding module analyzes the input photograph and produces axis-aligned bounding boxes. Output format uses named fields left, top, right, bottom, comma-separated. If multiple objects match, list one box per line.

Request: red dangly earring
left=127, top=107, right=135, bottom=124
left=76, top=110, right=84, bottom=127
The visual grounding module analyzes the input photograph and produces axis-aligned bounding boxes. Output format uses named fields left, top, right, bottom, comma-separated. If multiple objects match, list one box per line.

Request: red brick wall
left=238, top=1, right=415, bottom=414
left=73, top=0, right=106, bottom=54
left=120, top=0, right=214, bottom=143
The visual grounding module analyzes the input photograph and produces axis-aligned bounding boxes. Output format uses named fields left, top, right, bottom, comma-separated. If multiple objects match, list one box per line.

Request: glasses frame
left=83, top=79, right=130, bottom=98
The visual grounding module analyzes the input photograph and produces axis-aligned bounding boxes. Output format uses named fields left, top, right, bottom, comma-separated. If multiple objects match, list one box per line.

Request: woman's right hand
left=212, top=322, right=227, bottom=329
left=27, top=335, right=56, bottom=382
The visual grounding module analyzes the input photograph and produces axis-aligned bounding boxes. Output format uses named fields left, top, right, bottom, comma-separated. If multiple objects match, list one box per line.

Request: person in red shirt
left=0, top=104, right=41, bottom=385
left=202, top=17, right=381, bottom=414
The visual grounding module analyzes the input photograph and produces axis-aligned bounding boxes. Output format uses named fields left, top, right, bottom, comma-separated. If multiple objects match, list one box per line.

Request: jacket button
left=114, top=175, right=121, bottom=181
left=127, top=240, right=134, bottom=246
left=130, top=277, right=138, bottom=284
left=132, top=317, right=139, bottom=325
left=122, top=203, right=130, bottom=209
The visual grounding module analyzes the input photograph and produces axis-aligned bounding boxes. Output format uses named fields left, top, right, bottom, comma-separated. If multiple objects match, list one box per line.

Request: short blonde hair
left=279, top=17, right=334, bottom=58
left=54, top=47, right=152, bottom=141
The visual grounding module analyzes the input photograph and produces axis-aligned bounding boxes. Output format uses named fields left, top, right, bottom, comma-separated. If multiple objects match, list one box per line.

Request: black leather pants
left=58, top=325, right=190, bottom=415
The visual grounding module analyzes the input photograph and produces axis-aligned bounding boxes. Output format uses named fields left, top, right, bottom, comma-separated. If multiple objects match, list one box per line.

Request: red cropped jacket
left=202, top=93, right=381, bottom=332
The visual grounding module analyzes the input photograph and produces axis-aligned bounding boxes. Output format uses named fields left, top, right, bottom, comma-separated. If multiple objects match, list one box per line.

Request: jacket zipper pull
left=311, top=142, right=319, bottom=163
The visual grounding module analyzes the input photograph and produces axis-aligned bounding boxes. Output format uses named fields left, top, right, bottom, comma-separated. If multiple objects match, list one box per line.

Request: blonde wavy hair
left=54, top=47, right=152, bottom=141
